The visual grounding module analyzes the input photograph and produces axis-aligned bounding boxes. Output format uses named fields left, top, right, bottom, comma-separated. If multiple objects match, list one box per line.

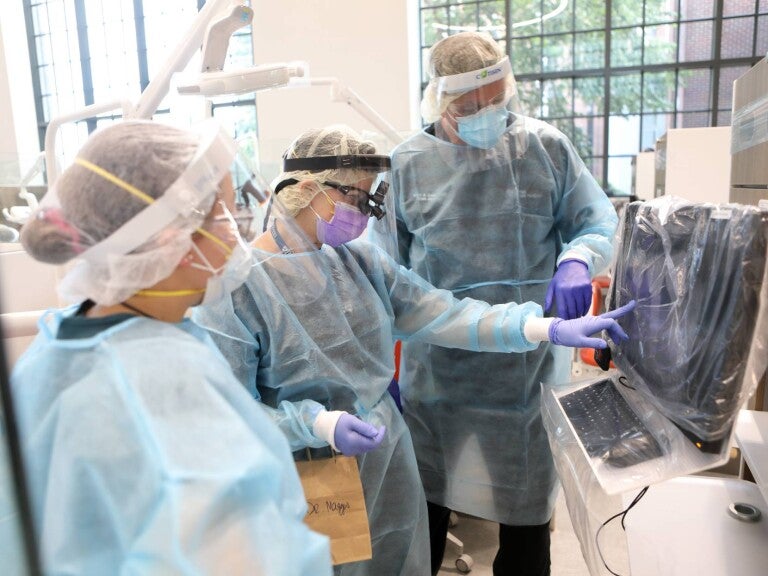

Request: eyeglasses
left=322, top=180, right=389, bottom=220
left=447, top=92, right=510, bottom=118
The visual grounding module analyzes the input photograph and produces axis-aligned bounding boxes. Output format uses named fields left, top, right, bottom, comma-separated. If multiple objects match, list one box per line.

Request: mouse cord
left=617, top=375, right=635, bottom=390
left=595, top=486, right=649, bottom=576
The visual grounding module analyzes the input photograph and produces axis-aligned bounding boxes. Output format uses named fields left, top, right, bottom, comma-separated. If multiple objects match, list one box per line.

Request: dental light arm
left=44, top=0, right=238, bottom=184
left=201, top=4, right=253, bottom=72
left=307, top=77, right=404, bottom=147
left=129, top=0, right=235, bottom=119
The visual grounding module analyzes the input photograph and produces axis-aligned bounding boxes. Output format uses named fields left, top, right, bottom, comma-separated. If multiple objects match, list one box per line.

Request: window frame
left=418, top=0, right=766, bottom=195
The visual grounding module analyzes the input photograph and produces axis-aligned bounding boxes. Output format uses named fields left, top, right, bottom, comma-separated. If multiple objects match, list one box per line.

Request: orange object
left=393, top=340, right=402, bottom=382
left=579, top=276, right=616, bottom=369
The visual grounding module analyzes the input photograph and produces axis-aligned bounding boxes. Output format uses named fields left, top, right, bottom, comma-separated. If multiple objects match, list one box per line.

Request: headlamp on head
left=275, top=154, right=392, bottom=220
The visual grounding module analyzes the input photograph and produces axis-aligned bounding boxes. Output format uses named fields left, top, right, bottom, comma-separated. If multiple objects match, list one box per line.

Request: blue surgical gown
left=9, top=308, right=331, bottom=575
left=378, top=116, right=618, bottom=525
left=194, top=239, right=545, bottom=576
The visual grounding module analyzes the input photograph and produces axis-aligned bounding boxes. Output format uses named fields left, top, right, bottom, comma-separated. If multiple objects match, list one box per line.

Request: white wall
left=1, top=1, right=419, bottom=184
left=250, top=0, right=419, bottom=181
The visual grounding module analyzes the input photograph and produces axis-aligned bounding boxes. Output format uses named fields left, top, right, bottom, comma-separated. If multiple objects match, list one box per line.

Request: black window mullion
left=603, top=0, right=612, bottom=189
left=504, top=0, right=510, bottom=51
left=73, top=0, right=96, bottom=134
left=639, top=1, right=646, bottom=152
left=133, top=0, right=150, bottom=92
left=22, top=0, right=47, bottom=149
left=752, top=0, right=760, bottom=56
left=711, top=0, right=724, bottom=124
left=673, top=68, right=679, bottom=128
left=673, top=2, right=682, bottom=128
left=540, top=0, right=544, bottom=83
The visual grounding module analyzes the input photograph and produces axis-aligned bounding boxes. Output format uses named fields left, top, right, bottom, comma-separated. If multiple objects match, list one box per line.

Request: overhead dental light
left=175, top=3, right=309, bottom=96
left=43, top=0, right=403, bottom=186
left=176, top=61, right=309, bottom=96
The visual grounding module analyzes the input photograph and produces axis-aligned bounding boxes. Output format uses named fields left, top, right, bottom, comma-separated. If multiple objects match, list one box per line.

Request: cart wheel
left=448, top=511, right=459, bottom=528
left=455, top=554, right=474, bottom=573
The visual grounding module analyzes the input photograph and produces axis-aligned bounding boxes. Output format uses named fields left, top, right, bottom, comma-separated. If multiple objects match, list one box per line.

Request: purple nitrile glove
left=545, top=259, right=592, bottom=320
left=333, top=413, right=386, bottom=456
left=549, top=300, right=637, bottom=349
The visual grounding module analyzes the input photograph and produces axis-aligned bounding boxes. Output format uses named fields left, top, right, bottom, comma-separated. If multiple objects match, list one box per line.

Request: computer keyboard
left=558, top=378, right=665, bottom=468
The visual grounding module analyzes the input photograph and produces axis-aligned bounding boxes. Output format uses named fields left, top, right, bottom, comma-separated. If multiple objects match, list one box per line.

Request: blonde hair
left=420, top=31, right=506, bottom=123
left=274, top=125, right=377, bottom=217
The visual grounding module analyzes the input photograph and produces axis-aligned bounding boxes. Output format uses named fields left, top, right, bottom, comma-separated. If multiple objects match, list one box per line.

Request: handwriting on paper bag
left=307, top=500, right=351, bottom=517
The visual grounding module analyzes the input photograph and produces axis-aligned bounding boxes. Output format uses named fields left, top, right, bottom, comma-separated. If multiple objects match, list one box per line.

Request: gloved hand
left=549, top=301, right=636, bottom=349
left=545, top=259, right=592, bottom=320
left=333, top=413, right=386, bottom=456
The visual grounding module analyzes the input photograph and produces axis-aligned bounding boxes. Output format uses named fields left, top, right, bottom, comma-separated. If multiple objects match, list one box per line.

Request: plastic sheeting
left=543, top=196, right=768, bottom=575
left=731, top=90, right=768, bottom=155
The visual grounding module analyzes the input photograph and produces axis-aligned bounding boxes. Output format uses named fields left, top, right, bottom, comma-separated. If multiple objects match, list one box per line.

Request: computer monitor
left=608, top=199, right=768, bottom=453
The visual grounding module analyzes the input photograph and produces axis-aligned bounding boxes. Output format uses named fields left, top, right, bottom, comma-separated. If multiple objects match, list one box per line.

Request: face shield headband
left=436, top=56, right=513, bottom=94
left=73, top=120, right=238, bottom=264
left=274, top=154, right=392, bottom=220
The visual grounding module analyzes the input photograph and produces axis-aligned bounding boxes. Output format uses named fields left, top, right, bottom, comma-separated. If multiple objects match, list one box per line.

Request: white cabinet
left=654, top=126, right=732, bottom=204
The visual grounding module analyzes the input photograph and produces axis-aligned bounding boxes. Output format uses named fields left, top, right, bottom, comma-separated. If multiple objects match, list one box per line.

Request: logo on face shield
left=475, top=66, right=503, bottom=80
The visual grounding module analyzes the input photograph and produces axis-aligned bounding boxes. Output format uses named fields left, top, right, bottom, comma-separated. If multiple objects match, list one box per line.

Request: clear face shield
left=243, top=153, right=395, bottom=299
left=432, top=57, right=524, bottom=150
left=228, top=149, right=271, bottom=241
left=207, top=178, right=405, bottom=414
left=34, top=121, right=268, bottom=306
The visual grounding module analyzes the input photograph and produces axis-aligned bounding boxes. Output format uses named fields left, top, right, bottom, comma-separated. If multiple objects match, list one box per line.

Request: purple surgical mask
left=316, top=202, right=369, bottom=247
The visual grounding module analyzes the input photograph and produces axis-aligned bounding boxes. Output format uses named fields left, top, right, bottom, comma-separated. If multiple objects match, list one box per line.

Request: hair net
left=272, top=125, right=378, bottom=217
left=421, top=31, right=518, bottom=123
left=21, top=120, right=236, bottom=306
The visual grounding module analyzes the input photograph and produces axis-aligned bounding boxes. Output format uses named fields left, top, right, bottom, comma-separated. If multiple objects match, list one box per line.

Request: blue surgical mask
left=456, top=105, right=509, bottom=149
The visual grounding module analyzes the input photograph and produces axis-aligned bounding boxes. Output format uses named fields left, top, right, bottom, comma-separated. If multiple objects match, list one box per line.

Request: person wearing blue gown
left=8, top=120, right=332, bottom=575
left=369, top=31, right=621, bottom=576
left=194, top=125, right=632, bottom=576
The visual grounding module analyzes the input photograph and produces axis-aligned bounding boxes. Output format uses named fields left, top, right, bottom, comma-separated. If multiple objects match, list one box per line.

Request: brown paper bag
left=296, top=454, right=372, bottom=565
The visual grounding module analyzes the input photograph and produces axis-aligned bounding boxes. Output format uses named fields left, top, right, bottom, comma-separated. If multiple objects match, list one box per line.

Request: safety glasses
left=322, top=179, right=389, bottom=220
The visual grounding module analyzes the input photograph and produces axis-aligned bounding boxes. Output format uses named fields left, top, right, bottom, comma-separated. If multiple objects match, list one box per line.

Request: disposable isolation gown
left=0, top=419, right=27, bottom=575
left=194, top=239, right=545, bottom=576
left=378, top=115, right=618, bottom=526
left=9, top=308, right=331, bottom=576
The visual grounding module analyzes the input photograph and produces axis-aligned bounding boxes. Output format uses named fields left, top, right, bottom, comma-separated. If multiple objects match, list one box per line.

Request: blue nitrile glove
left=334, top=413, right=386, bottom=456
left=549, top=301, right=636, bottom=349
left=545, top=259, right=593, bottom=320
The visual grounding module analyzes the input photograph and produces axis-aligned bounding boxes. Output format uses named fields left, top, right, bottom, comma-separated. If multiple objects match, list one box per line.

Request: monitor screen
left=608, top=199, right=768, bottom=452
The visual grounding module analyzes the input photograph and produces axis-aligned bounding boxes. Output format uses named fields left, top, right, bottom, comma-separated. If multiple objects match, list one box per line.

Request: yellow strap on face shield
left=195, top=226, right=233, bottom=255
left=134, top=288, right=206, bottom=297
left=76, top=157, right=234, bottom=299
left=76, top=156, right=232, bottom=255
left=74, top=158, right=156, bottom=205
